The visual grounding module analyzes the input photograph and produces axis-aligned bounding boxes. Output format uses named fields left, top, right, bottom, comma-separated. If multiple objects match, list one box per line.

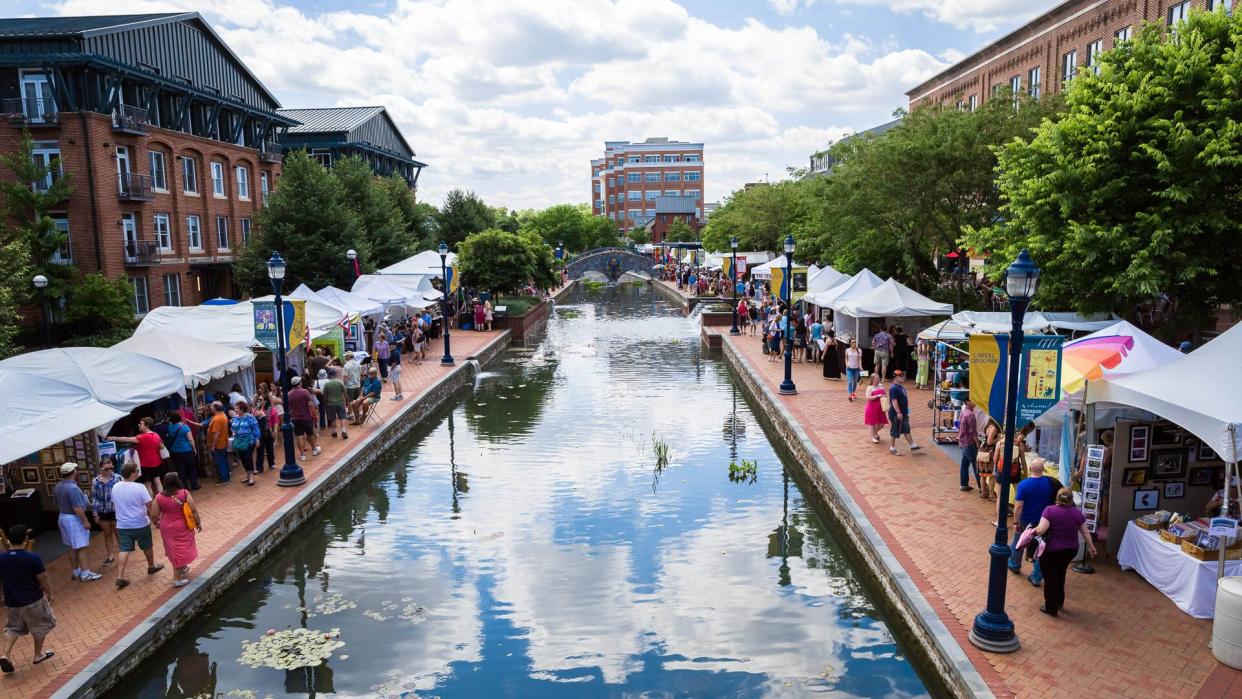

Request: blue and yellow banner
left=253, top=299, right=306, bottom=354
left=446, top=264, right=460, bottom=294
left=969, top=334, right=1064, bottom=425
left=969, top=334, right=1008, bottom=420
left=722, top=256, right=733, bottom=281
left=769, top=265, right=808, bottom=303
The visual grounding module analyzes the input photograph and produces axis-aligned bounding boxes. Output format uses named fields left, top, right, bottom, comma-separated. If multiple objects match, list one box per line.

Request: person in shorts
left=90, top=462, right=122, bottom=568
left=0, top=525, right=56, bottom=672
left=286, top=376, right=320, bottom=459
left=53, top=464, right=102, bottom=582
left=886, top=371, right=922, bottom=456
left=111, top=462, right=164, bottom=589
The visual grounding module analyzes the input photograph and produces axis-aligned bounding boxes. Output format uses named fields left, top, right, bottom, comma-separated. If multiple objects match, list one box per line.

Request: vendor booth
left=750, top=255, right=808, bottom=281
left=378, top=249, right=457, bottom=276
left=803, top=268, right=883, bottom=322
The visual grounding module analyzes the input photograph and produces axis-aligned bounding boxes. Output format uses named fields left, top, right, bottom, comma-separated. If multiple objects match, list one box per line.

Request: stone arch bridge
left=565, top=247, right=654, bottom=282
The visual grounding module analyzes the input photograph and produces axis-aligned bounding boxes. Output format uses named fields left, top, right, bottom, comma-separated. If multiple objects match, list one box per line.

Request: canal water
left=115, top=284, right=929, bottom=698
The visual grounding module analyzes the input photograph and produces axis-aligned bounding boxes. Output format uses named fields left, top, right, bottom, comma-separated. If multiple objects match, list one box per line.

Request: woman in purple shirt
left=1033, top=488, right=1096, bottom=617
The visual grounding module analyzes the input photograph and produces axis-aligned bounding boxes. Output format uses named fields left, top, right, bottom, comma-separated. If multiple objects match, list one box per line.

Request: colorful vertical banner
left=1018, top=335, right=1064, bottom=424
left=446, top=264, right=460, bottom=294
left=722, top=256, right=733, bottom=281
left=736, top=256, right=748, bottom=277
left=770, top=265, right=787, bottom=301
left=253, top=299, right=306, bottom=353
left=969, top=333, right=1008, bottom=420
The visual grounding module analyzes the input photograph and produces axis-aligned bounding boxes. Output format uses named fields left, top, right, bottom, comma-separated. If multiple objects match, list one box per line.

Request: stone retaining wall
left=55, top=332, right=513, bottom=699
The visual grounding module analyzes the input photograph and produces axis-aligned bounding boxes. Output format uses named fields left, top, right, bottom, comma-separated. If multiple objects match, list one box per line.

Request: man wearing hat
left=886, top=371, right=922, bottom=456
left=53, top=463, right=101, bottom=582
left=286, top=375, right=320, bottom=459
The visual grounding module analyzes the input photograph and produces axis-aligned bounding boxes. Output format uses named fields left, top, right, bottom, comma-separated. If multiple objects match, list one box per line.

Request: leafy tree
left=583, top=213, right=620, bottom=249
left=627, top=227, right=652, bottom=245
left=456, top=228, right=540, bottom=297
left=234, top=150, right=364, bottom=293
left=521, top=231, right=558, bottom=292
left=664, top=218, right=697, bottom=243
left=335, top=156, right=409, bottom=270
left=701, top=181, right=817, bottom=255
left=965, top=9, right=1242, bottom=333
left=519, top=203, right=617, bottom=252
left=436, top=189, right=495, bottom=248
left=492, top=207, right=521, bottom=233
left=62, top=273, right=136, bottom=345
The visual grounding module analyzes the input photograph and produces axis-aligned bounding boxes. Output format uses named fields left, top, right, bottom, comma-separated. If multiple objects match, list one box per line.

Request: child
left=389, top=358, right=404, bottom=400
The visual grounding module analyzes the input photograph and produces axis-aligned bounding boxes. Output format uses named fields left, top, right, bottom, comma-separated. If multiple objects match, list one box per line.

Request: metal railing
left=2, top=97, right=58, bottom=125
left=123, top=239, right=160, bottom=265
left=112, top=105, right=150, bottom=134
left=259, top=140, right=283, bottom=163
left=118, top=172, right=155, bottom=201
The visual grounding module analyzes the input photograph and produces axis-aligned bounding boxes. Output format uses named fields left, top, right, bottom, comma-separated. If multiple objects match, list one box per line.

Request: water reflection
left=113, top=283, right=928, bottom=698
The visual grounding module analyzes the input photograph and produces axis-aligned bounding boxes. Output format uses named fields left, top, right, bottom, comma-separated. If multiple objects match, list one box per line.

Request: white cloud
left=47, top=0, right=949, bottom=208
left=835, top=0, right=1060, bottom=33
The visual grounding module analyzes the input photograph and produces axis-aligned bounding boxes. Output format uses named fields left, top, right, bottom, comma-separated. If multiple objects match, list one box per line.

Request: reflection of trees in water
left=789, top=491, right=875, bottom=615
left=462, top=352, right=558, bottom=442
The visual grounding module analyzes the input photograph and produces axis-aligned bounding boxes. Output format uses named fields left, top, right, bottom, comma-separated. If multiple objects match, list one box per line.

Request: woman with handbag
left=977, top=419, right=1000, bottom=501
left=151, top=473, right=201, bottom=588
left=863, top=374, right=889, bottom=444
left=1033, top=487, right=1095, bottom=616
left=229, top=401, right=262, bottom=486
left=106, top=417, right=167, bottom=497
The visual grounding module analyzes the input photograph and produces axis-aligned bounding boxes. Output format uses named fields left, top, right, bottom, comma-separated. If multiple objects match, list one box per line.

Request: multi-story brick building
left=906, top=0, right=1232, bottom=111
left=591, top=137, right=704, bottom=231
left=0, top=12, right=296, bottom=315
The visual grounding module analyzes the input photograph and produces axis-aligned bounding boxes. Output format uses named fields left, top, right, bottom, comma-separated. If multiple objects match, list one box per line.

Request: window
left=187, top=215, right=202, bottom=250
left=627, top=156, right=640, bottom=163
left=215, top=216, right=229, bottom=250
left=163, top=274, right=181, bottom=307
left=665, top=172, right=681, bottom=182
left=968, top=95, right=978, bottom=111
left=131, top=276, right=149, bottom=315
left=607, top=177, right=615, bottom=187
left=153, top=213, right=172, bottom=250
left=627, top=173, right=640, bottom=183
left=627, top=209, right=639, bottom=220
left=645, top=173, right=660, bottom=182
left=181, top=155, right=198, bottom=194
left=50, top=215, right=71, bottom=263
left=1028, top=67, right=1041, bottom=98
left=1009, top=75, right=1021, bottom=106
left=644, top=207, right=654, bottom=218
left=1087, top=39, right=1104, bottom=75
left=31, top=141, right=60, bottom=192
left=236, top=166, right=250, bottom=199
left=684, top=189, right=700, bottom=199
left=643, top=155, right=659, bottom=163
left=684, top=171, right=701, bottom=182
left=260, top=171, right=270, bottom=204
left=665, top=189, right=680, bottom=196
left=1061, top=50, right=1077, bottom=83
left=685, top=155, right=700, bottom=162
left=1208, top=0, right=1232, bottom=12
left=18, top=70, right=56, bottom=123
left=645, top=190, right=658, bottom=200
left=241, top=218, right=252, bottom=245
left=1115, top=26, right=1132, bottom=43
left=662, top=154, right=680, bottom=162
left=608, top=194, right=616, bottom=204
left=955, top=99, right=964, bottom=110
left=149, top=151, right=167, bottom=191
left=627, top=191, right=641, bottom=201
left=1168, top=1, right=1190, bottom=24
left=210, top=161, right=225, bottom=197
left=310, top=149, right=332, bottom=167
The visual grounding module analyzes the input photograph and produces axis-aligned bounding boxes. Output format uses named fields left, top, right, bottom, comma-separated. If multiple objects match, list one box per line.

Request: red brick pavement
left=4, top=330, right=506, bottom=699
left=714, top=328, right=1240, bottom=698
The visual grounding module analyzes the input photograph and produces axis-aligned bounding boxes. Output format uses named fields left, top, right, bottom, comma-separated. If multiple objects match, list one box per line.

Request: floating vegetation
left=557, top=308, right=582, bottom=319
left=364, top=599, right=431, bottom=624
left=728, top=459, right=758, bottom=484
left=652, top=434, right=671, bottom=468
left=305, top=593, right=356, bottom=617
left=237, top=628, right=344, bottom=670
left=583, top=280, right=608, bottom=291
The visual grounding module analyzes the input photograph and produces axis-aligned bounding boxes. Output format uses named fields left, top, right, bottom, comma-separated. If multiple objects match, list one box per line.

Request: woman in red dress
left=151, top=473, right=201, bottom=588
left=863, top=373, right=889, bottom=444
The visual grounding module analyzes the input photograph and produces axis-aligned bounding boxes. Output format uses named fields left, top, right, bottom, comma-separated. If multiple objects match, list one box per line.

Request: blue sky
left=12, top=0, right=1060, bottom=208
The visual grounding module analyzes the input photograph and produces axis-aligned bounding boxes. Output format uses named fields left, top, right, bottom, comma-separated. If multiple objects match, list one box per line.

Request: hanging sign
left=969, top=334, right=1008, bottom=420
left=1018, top=335, right=1064, bottom=424
left=253, top=299, right=306, bottom=353
left=769, top=265, right=808, bottom=303
left=722, top=256, right=733, bottom=281
left=446, top=264, right=460, bottom=294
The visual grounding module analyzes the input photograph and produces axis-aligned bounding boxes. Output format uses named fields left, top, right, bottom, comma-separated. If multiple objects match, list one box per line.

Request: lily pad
left=237, top=627, right=344, bottom=670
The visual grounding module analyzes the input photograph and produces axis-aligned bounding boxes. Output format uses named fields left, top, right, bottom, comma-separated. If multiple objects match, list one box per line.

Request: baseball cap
left=59, top=462, right=78, bottom=475
left=291, top=376, right=302, bottom=385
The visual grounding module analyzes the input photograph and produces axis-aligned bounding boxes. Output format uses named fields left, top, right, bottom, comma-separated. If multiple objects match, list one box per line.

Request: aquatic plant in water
left=728, top=459, right=758, bottom=484
left=652, top=434, right=671, bottom=467
left=237, top=628, right=344, bottom=670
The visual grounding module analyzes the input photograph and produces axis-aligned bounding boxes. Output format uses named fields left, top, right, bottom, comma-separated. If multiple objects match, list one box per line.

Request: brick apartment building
left=0, top=12, right=298, bottom=316
left=590, top=138, right=704, bottom=232
left=906, top=0, right=1232, bottom=111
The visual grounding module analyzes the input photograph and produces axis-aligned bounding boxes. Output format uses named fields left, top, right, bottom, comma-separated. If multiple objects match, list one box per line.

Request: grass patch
left=583, top=280, right=609, bottom=291
left=496, top=296, right=542, bottom=316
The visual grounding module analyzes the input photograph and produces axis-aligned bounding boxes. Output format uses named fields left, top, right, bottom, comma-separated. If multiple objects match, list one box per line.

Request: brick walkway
left=714, top=328, right=1242, bottom=699
left=4, top=330, right=506, bottom=699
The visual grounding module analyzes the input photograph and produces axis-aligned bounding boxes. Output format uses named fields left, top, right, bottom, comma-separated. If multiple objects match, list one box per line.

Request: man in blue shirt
left=809, top=318, right=824, bottom=364
left=1010, top=459, right=1061, bottom=586
left=887, top=371, right=922, bottom=456
left=0, top=525, right=56, bottom=672
left=351, top=367, right=384, bottom=424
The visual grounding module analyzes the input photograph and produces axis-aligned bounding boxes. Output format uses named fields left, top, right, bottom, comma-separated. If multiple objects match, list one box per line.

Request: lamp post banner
left=769, top=266, right=808, bottom=303
left=722, top=257, right=732, bottom=281
left=446, top=264, right=461, bottom=294
left=254, top=299, right=307, bottom=353
left=969, top=333, right=1009, bottom=421
left=1018, top=335, right=1064, bottom=424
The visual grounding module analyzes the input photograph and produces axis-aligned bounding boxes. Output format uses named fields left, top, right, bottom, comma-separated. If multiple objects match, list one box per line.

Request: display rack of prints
left=1082, top=444, right=1105, bottom=532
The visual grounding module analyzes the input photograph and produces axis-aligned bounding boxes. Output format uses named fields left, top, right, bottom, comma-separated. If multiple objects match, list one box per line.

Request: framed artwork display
left=1151, top=423, right=1184, bottom=447
left=1133, top=488, right=1159, bottom=511
left=1122, top=467, right=1147, bottom=487
left=1189, top=467, right=1216, bottom=487
left=1150, top=450, right=1187, bottom=480
left=1199, top=442, right=1219, bottom=462
left=43, top=483, right=56, bottom=499
left=1164, top=481, right=1185, bottom=499
left=1129, top=425, right=1150, bottom=462
left=42, top=467, right=57, bottom=482
left=20, top=467, right=39, bottom=485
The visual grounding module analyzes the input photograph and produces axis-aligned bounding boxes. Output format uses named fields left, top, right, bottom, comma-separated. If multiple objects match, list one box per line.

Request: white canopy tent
left=1041, top=312, right=1118, bottom=333
left=135, top=302, right=257, bottom=349
left=113, top=331, right=256, bottom=389
left=751, top=255, right=810, bottom=280
left=378, top=250, right=456, bottom=276
left=805, top=268, right=884, bottom=308
left=1090, top=322, right=1242, bottom=463
left=950, top=310, right=1118, bottom=335
left=836, top=278, right=953, bottom=318
left=353, top=275, right=418, bottom=307
left=316, top=286, right=383, bottom=317
left=0, top=347, right=184, bottom=415
left=807, top=265, right=847, bottom=294
left=703, top=251, right=772, bottom=271
left=0, top=369, right=128, bottom=464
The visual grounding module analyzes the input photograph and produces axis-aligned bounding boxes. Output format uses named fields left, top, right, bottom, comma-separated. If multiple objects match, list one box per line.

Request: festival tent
left=750, top=255, right=809, bottom=280
left=353, top=274, right=418, bottom=307
left=807, top=265, right=847, bottom=294
left=0, top=347, right=184, bottom=415
left=1090, top=322, right=1242, bottom=463
left=949, top=310, right=1118, bottom=335
left=917, top=319, right=973, bottom=342
left=315, top=286, right=383, bottom=317
left=1040, top=312, right=1118, bottom=333
left=378, top=250, right=456, bottom=276
left=113, top=332, right=256, bottom=389
left=135, top=303, right=257, bottom=349
left=805, top=268, right=883, bottom=308
left=0, top=369, right=128, bottom=464
left=704, top=251, right=771, bottom=271
left=836, top=278, right=952, bottom=318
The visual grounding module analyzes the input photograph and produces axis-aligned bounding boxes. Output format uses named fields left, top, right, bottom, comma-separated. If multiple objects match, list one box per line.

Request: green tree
left=701, top=181, right=817, bottom=255
left=965, top=9, right=1242, bottom=332
left=60, top=274, right=136, bottom=346
left=492, top=207, right=521, bottom=233
left=627, top=227, right=652, bottom=245
left=664, top=217, right=697, bottom=243
left=436, top=189, right=495, bottom=248
left=520, top=231, right=558, bottom=292
left=519, top=203, right=616, bottom=252
left=234, top=150, right=364, bottom=293
left=456, top=228, right=540, bottom=297
left=336, top=156, right=409, bottom=270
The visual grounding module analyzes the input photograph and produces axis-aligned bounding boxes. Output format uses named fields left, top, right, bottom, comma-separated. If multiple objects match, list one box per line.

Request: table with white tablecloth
left=1117, top=520, right=1242, bottom=618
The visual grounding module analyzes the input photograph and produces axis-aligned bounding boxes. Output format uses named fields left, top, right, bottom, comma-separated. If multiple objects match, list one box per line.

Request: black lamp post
left=778, top=235, right=797, bottom=395
left=438, top=241, right=454, bottom=366
left=346, top=248, right=359, bottom=279
left=32, top=274, right=50, bottom=348
left=269, top=252, right=304, bottom=487
left=969, top=249, right=1040, bottom=653
left=556, top=242, right=564, bottom=260
left=729, top=237, right=740, bottom=335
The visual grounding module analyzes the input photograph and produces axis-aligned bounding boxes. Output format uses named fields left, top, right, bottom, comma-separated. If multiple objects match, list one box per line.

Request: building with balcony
left=591, top=137, right=704, bottom=231
left=804, top=118, right=902, bottom=178
left=0, top=12, right=298, bottom=314
left=905, top=0, right=1230, bottom=111
left=277, top=106, right=426, bottom=190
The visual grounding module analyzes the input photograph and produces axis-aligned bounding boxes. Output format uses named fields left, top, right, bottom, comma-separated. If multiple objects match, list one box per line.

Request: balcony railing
left=123, top=239, right=160, bottom=266
left=118, top=172, right=155, bottom=201
left=2, top=97, right=58, bottom=126
left=112, top=105, right=150, bottom=135
left=259, top=141, right=283, bottom=163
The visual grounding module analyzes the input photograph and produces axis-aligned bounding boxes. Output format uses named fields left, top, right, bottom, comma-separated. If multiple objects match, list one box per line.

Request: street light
left=268, top=252, right=304, bottom=487
left=729, top=236, right=740, bottom=335
left=778, top=234, right=797, bottom=395
left=32, top=275, right=50, bottom=348
left=968, top=248, right=1040, bottom=653
left=345, top=248, right=359, bottom=279
left=438, top=241, right=454, bottom=366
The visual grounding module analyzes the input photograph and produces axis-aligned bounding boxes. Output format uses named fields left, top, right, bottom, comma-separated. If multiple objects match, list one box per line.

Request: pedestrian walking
left=229, top=401, right=261, bottom=486
left=1010, top=460, right=1061, bottom=586
left=821, top=330, right=841, bottom=381
left=1033, top=487, right=1095, bottom=617
left=106, top=418, right=167, bottom=496
left=205, top=402, right=231, bottom=484
left=111, top=463, right=165, bottom=589
left=390, top=358, right=404, bottom=400
left=343, top=353, right=363, bottom=414
left=958, top=398, right=980, bottom=492
left=893, top=325, right=910, bottom=376
left=872, top=327, right=893, bottom=379
left=90, top=463, right=122, bottom=569
left=320, top=369, right=349, bottom=439
left=808, top=316, right=823, bottom=363
left=374, top=334, right=391, bottom=380
left=915, top=339, right=931, bottom=389
left=863, top=374, right=889, bottom=443
left=844, top=338, right=862, bottom=400
left=977, top=418, right=1000, bottom=501
left=887, top=371, right=921, bottom=455
left=152, top=473, right=200, bottom=588
left=252, top=394, right=276, bottom=472
left=53, top=464, right=102, bottom=582
left=165, top=412, right=198, bottom=491
left=0, top=525, right=55, bottom=672
left=287, top=376, right=320, bottom=459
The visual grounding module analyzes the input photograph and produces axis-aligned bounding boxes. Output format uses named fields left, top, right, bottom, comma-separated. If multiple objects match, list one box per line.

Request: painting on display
left=1129, top=424, right=1150, bottom=463
left=1150, top=450, right=1187, bottom=480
